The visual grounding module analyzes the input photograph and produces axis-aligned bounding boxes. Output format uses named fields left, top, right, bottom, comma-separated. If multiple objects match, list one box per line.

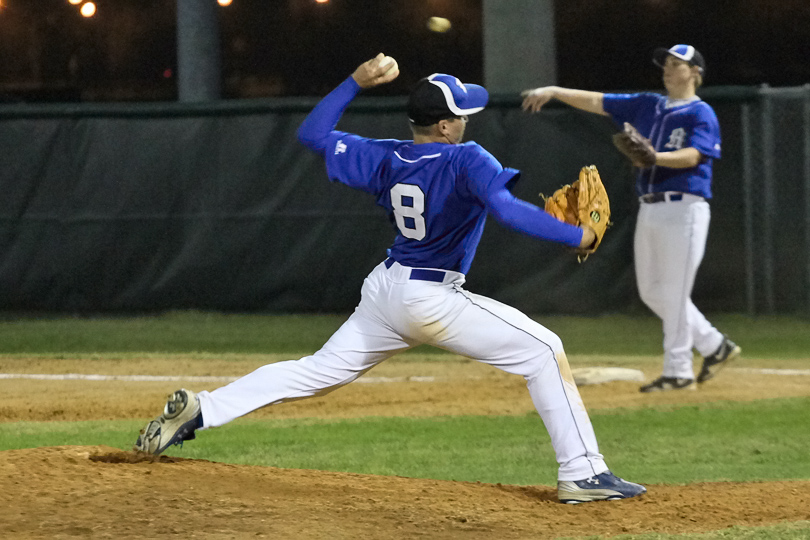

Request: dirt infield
left=2, top=355, right=810, bottom=538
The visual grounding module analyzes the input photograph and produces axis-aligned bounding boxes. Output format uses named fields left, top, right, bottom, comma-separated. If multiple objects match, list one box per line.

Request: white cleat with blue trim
left=558, top=471, right=647, bottom=504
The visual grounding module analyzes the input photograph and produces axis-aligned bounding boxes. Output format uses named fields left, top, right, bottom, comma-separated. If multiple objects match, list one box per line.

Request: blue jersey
left=297, top=77, right=583, bottom=274
left=323, top=136, right=519, bottom=273
left=603, top=93, right=721, bottom=199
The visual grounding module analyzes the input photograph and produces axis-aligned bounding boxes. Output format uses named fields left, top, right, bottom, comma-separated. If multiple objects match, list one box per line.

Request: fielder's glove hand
left=612, top=122, right=656, bottom=168
left=542, top=165, right=611, bottom=261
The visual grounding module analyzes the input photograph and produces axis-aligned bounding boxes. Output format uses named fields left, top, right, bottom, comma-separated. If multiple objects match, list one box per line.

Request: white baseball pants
left=198, top=259, right=608, bottom=481
left=634, top=194, right=725, bottom=379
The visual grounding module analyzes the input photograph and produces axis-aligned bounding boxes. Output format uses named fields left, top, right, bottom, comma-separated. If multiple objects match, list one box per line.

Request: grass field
left=1, top=311, right=809, bottom=539
left=3, top=398, right=809, bottom=488
left=1, top=311, right=810, bottom=357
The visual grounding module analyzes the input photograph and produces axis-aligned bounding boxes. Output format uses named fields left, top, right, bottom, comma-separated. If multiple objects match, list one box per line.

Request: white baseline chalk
left=2, top=368, right=806, bottom=383
left=0, top=373, right=437, bottom=384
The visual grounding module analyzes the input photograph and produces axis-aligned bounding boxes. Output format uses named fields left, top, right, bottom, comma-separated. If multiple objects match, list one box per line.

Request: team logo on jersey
left=664, top=128, right=687, bottom=150
left=335, top=140, right=347, bottom=155
left=591, top=211, right=600, bottom=223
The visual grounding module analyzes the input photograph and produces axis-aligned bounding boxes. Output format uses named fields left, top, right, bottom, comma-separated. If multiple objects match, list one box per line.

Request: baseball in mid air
left=427, top=16, right=452, bottom=33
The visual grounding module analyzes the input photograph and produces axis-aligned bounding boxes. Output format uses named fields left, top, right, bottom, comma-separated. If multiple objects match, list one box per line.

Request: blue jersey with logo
left=297, top=77, right=583, bottom=274
left=603, top=93, right=721, bottom=199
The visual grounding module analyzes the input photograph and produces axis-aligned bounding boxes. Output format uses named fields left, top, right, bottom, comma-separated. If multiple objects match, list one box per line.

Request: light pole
left=176, top=0, right=221, bottom=101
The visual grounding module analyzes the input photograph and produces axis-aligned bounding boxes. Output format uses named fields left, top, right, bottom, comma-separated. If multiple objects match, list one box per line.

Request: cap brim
left=427, top=76, right=489, bottom=115
left=455, top=83, right=488, bottom=115
left=652, top=47, right=671, bottom=68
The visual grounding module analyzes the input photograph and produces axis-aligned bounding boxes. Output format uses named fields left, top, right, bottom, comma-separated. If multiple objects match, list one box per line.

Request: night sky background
left=0, top=0, right=808, bottom=102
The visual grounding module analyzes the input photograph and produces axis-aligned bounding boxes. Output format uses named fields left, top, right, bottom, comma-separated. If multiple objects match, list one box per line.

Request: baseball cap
left=653, top=44, right=706, bottom=73
left=407, top=73, right=489, bottom=126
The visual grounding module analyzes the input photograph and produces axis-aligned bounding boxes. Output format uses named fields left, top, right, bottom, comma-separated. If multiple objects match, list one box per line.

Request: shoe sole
left=698, top=345, right=741, bottom=384
left=639, top=381, right=697, bottom=393
left=557, top=481, right=646, bottom=504
left=134, top=390, right=200, bottom=455
left=560, top=495, right=628, bottom=504
left=558, top=490, right=645, bottom=504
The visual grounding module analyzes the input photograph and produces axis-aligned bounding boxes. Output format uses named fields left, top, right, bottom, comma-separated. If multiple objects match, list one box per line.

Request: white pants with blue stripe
left=635, top=195, right=725, bottom=379
left=197, top=259, right=608, bottom=481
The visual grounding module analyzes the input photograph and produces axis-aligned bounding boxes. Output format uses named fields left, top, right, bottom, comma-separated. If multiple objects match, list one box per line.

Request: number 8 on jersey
left=391, top=183, right=427, bottom=240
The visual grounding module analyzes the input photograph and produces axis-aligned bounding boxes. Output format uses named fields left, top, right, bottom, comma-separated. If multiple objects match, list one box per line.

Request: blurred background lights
left=315, top=0, right=329, bottom=4
left=80, top=2, right=96, bottom=17
left=217, top=0, right=233, bottom=6
left=68, top=0, right=82, bottom=5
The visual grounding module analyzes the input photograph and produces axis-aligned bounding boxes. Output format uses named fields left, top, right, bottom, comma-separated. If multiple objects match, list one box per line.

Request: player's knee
left=638, top=287, right=665, bottom=309
left=543, top=334, right=564, bottom=356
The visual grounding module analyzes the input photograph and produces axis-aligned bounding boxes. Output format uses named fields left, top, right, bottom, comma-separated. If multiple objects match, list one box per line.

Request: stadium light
left=68, top=0, right=82, bottom=5
left=217, top=0, right=233, bottom=6
left=315, top=0, right=329, bottom=4
left=80, top=2, right=96, bottom=17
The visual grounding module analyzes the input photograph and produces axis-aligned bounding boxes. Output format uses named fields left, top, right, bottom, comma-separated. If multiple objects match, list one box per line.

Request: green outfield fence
left=0, top=85, right=808, bottom=315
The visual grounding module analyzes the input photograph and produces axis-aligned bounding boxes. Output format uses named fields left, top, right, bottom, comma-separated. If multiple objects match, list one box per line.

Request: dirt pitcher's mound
left=2, top=446, right=809, bottom=539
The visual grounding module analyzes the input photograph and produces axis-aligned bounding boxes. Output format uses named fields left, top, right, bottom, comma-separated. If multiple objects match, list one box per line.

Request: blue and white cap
left=653, top=44, right=706, bottom=73
left=407, top=73, right=489, bottom=126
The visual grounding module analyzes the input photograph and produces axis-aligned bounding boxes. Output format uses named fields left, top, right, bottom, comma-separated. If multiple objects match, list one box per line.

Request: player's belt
left=409, top=269, right=445, bottom=282
left=640, top=192, right=705, bottom=204
left=384, top=258, right=446, bottom=283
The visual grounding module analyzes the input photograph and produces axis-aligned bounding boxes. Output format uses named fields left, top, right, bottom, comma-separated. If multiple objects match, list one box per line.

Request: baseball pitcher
left=135, top=53, right=645, bottom=504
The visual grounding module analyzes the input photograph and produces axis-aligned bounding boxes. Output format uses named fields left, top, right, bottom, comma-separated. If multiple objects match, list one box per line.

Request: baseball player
left=522, top=44, right=741, bottom=392
left=135, top=53, right=645, bottom=504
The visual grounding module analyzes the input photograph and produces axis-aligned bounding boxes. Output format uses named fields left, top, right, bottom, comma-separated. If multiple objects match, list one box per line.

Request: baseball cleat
left=134, top=389, right=201, bottom=455
left=558, top=471, right=647, bottom=504
left=639, top=376, right=696, bottom=393
left=697, top=336, right=741, bottom=384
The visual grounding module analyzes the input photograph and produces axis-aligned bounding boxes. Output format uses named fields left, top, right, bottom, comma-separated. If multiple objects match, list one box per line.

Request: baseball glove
left=542, top=165, right=611, bottom=260
left=612, top=122, right=656, bottom=168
